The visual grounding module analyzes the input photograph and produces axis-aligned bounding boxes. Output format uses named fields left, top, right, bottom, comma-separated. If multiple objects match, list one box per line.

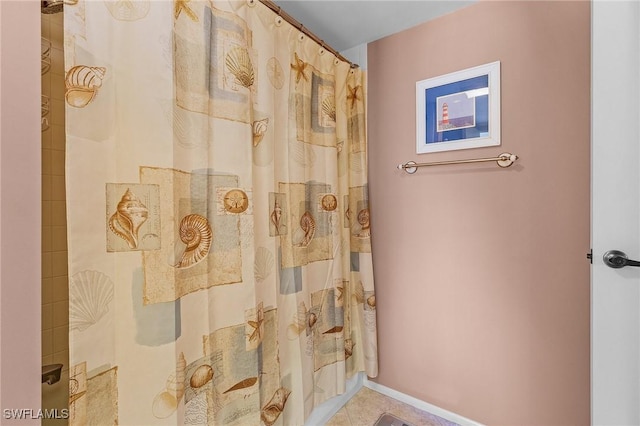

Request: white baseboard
left=363, top=378, right=484, bottom=426
left=304, top=372, right=365, bottom=426
left=303, top=373, right=483, bottom=426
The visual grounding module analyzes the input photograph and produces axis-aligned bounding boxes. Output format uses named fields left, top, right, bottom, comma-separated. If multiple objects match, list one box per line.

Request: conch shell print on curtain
left=106, top=184, right=160, bottom=252
left=108, top=188, right=148, bottom=249
left=65, top=65, right=106, bottom=108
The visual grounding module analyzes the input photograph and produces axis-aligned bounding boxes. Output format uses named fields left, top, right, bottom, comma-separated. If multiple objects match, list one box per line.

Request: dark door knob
left=603, top=250, right=640, bottom=268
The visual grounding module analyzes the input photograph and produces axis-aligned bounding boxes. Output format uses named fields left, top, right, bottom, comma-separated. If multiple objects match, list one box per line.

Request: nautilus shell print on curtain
left=173, top=214, right=212, bottom=269
left=65, top=65, right=106, bottom=108
left=108, top=188, right=148, bottom=249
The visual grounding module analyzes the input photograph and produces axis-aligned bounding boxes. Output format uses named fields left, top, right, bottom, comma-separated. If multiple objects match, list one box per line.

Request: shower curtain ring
left=275, top=7, right=283, bottom=26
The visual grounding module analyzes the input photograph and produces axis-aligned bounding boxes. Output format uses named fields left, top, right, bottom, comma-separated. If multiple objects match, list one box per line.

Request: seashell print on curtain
left=64, top=1, right=378, bottom=424
left=64, top=65, right=106, bottom=108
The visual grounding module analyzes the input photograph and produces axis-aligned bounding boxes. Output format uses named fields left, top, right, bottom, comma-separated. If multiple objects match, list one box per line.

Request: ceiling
left=271, top=1, right=477, bottom=53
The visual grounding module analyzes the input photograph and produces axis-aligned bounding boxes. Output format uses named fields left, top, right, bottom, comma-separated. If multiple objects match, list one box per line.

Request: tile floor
left=325, top=387, right=459, bottom=426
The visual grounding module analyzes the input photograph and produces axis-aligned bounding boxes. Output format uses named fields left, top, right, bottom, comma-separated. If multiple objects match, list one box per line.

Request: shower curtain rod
left=257, top=0, right=359, bottom=68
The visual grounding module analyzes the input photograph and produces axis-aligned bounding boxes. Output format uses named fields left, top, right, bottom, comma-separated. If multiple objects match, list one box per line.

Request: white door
left=592, top=1, right=640, bottom=424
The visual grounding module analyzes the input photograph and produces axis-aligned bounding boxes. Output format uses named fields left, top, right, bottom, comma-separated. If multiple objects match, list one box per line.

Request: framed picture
left=416, top=61, right=500, bottom=154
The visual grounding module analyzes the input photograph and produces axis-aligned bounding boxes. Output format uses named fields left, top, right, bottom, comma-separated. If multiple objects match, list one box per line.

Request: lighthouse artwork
left=436, top=92, right=476, bottom=132
left=416, top=61, right=500, bottom=154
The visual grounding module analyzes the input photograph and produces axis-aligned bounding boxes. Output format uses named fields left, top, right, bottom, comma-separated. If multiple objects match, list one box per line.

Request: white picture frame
left=416, top=61, right=501, bottom=154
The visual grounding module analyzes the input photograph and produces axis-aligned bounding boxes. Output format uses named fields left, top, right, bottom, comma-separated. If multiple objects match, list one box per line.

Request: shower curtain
left=64, top=0, right=377, bottom=424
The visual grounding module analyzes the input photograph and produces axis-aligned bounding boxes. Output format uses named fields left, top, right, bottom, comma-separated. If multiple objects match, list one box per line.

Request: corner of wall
left=340, top=44, right=368, bottom=70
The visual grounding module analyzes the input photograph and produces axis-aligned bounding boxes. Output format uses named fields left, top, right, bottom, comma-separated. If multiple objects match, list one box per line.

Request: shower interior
left=41, top=1, right=69, bottom=424
left=41, top=1, right=64, bottom=15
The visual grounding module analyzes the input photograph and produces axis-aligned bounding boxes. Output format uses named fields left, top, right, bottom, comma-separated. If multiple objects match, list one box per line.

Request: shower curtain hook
left=274, top=6, right=283, bottom=26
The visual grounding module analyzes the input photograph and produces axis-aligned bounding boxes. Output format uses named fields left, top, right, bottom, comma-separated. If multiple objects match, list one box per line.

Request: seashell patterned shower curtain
left=64, top=0, right=378, bottom=424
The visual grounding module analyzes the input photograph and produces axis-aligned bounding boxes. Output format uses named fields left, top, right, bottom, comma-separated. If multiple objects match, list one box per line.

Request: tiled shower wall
left=41, top=12, right=68, bottom=374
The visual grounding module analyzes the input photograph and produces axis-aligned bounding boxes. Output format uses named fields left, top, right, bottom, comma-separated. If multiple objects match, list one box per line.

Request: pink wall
left=367, top=1, right=590, bottom=424
left=0, top=1, right=42, bottom=422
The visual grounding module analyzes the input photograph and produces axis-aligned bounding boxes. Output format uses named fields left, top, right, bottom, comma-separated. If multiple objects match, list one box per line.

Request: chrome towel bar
left=397, top=152, right=518, bottom=174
